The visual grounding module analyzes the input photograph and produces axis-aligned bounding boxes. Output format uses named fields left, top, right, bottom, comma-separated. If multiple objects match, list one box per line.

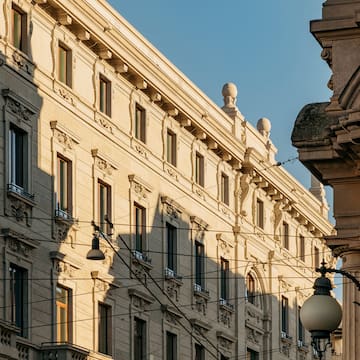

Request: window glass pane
left=9, top=126, right=27, bottom=189
left=99, top=303, right=111, bottom=354
left=135, top=204, right=145, bottom=252
left=57, top=155, right=71, bottom=213
left=195, top=153, right=204, bottom=186
left=135, top=104, right=146, bottom=142
left=167, top=223, right=177, bottom=271
left=220, top=258, right=229, bottom=300
left=12, top=7, right=24, bottom=50
left=56, top=285, right=69, bottom=342
left=134, top=318, right=146, bottom=360
left=195, top=242, right=204, bottom=288
left=9, top=264, right=28, bottom=337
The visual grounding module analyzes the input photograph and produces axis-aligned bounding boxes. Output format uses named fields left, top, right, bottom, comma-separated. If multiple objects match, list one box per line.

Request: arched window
left=246, top=273, right=256, bottom=305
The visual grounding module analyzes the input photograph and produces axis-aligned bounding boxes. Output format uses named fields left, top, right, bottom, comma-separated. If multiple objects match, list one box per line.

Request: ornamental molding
left=50, top=120, right=80, bottom=150
left=216, top=233, right=233, bottom=258
left=2, top=228, right=38, bottom=258
left=2, top=89, right=37, bottom=122
left=49, top=250, right=81, bottom=277
left=91, top=149, right=118, bottom=176
left=190, top=216, right=208, bottom=242
left=161, top=196, right=184, bottom=220
left=91, top=270, right=120, bottom=292
left=128, top=174, right=153, bottom=199
left=190, top=318, right=212, bottom=337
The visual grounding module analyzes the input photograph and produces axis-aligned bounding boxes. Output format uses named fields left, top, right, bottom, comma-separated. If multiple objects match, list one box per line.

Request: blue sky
left=108, top=1, right=341, bottom=297
left=109, top=0, right=331, bottom=188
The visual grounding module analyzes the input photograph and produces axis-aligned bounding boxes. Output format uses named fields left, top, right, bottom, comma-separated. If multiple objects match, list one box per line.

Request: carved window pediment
left=2, top=228, right=38, bottom=258
left=128, top=174, right=153, bottom=200
left=91, top=149, right=118, bottom=176
left=2, top=89, right=37, bottom=123
left=50, top=121, right=80, bottom=150
left=161, top=196, right=184, bottom=220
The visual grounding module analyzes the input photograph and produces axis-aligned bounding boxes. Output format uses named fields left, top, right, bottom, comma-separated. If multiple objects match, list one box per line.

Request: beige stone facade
left=0, top=1, right=333, bottom=360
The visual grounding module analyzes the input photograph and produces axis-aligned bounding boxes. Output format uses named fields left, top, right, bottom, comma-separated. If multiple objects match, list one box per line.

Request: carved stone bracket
left=193, top=290, right=209, bottom=315
left=219, top=303, right=234, bottom=328
left=165, top=277, right=183, bottom=301
left=246, top=326, right=263, bottom=345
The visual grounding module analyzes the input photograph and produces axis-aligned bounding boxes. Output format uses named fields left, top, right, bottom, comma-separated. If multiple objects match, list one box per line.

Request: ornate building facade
left=0, top=1, right=333, bottom=360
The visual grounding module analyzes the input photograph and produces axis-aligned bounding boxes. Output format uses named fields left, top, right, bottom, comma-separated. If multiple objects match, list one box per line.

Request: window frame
left=195, top=343, right=205, bottom=360
left=134, top=317, right=146, bottom=360
left=135, top=103, right=146, bottom=143
left=9, top=263, right=28, bottom=337
left=99, top=75, right=111, bottom=117
left=166, top=331, right=177, bottom=360
left=281, top=295, right=289, bottom=335
left=9, top=124, right=28, bottom=192
left=58, top=42, right=72, bottom=87
left=56, top=284, right=71, bottom=343
left=56, top=154, right=73, bottom=217
left=98, top=302, right=112, bottom=355
left=134, top=202, right=146, bottom=254
left=314, top=246, right=320, bottom=268
left=166, top=129, right=177, bottom=166
left=299, top=235, right=305, bottom=262
left=220, top=257, right=229, bottom=301
left=11, top=4, right=27, bottom=53
left=220, top=172, right=229, bottom=205
left=195, top=241, right=205, bottom=290
left=246, top=273, right=256, bottom=305
left=195, top=152, right=205, bottom=187
left=282, top=221, right=289, bottom=250
left=256, top=198, right=264, bottom=229
left=98, top=179, right=111, bottom=234
left=166, top=222, right=177, bottom=273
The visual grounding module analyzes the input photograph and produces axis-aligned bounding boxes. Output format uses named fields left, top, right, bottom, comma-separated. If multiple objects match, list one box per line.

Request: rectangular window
left=57, top=154, right=72, bottom=216
left=56, top=285, right=70, bottom=343
left=58, top=43, right=72, bottom=87
left=314, top=246, right=320, bottom=268
left=98, top=303, right=112, bottom=355
left=246, top=349, right=259, bottom=360
left=299, top=235, right=305, bottom=262
left=99, top=75, right=111, bottom=116
left=195, top=152, right=204, bottom=187
left=282, top=222, right=289, bottom=250
left=98, top=180, right=111, bottom=234
left=256, top=199, right=264, bottom=229
left=134, top=203, right=146, bottom=253
left=298, top=306, right=305, bottom=344
left=135, top=104, right=146, bottom=143
left=9, top=264, right=28, bottom=337
left=220, top=258, right=229, bottom=301
left=9, top=125, right=27, bottom=191
left=195, top=241, right=205, bottom=290
left=220, top=172, right=229, bottom=205
left=11, top=5, right=26, bottom=52
left=134, top=318, right=146, bottom=360
left=167, top=222, right=177, bottom=272
left=166, top=331, right=177, bottom=360
left=166, top=130, right=177, bottom=166
left=195, top=344, right=205, bottom=360
left=281, top=296, right=289, bottom=335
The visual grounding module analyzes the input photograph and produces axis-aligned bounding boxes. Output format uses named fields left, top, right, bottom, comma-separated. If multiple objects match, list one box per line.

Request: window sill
left=54, top=209, right=76, bottom=225
left=7, top=184, right=35, bottom=207
left=193, top=285, right=210, bottom=300
left=297, top=341, right=309, bottom=352
left=164, top=268, right=183, bottom=285
left=219, top=299, right=234, bottom=312
left=280, top=332, right=293, bottom=344
left=132, top=251, right=153, bottom=270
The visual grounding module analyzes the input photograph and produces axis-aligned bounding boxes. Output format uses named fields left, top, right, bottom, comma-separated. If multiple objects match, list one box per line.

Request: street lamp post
left=300, top=261, right=360, bottom=359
